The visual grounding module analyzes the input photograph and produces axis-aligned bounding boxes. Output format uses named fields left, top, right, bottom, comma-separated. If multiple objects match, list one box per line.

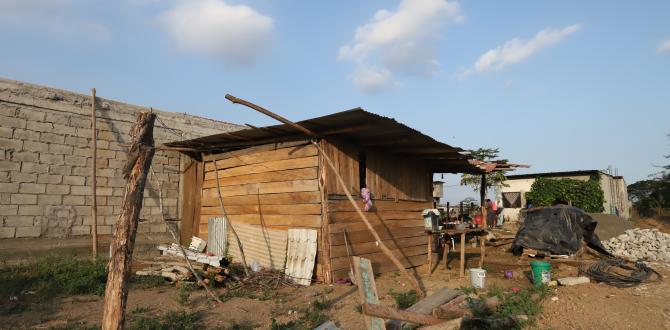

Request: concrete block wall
left=0, top=78, right=242, bottom=239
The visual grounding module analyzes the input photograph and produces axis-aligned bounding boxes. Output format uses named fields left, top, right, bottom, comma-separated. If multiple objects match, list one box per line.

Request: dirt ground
left=2, top=219, right=669, bottom=329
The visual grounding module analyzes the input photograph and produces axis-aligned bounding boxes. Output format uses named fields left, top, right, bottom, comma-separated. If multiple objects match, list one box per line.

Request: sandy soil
left=1, top=219, right=669, bottom=329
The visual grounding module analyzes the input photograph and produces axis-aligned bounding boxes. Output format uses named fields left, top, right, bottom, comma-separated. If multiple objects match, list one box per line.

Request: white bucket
left=469, top=268, right=486, bottom=289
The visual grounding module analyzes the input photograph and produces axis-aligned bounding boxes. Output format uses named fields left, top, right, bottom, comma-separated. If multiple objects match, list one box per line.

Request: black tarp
left=511, top=205, right=611, bottom=256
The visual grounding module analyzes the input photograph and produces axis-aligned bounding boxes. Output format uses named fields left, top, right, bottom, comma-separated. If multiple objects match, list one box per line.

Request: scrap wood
left=417, top=318, right=463, bottom=330
left=387, top=288, right=461, bottom=330
left=362, top=304, right=442, bottom=326
left=352, top=256, right=385, bottom=330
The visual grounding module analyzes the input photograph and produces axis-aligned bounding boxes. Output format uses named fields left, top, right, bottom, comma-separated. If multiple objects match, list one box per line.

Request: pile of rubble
left=602, top=228, right=670, bottom=262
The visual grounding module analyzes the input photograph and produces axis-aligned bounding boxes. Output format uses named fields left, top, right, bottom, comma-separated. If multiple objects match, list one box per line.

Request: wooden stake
left=91, top=88, right=98, bottom=257
left=480, top=173, right=487, bottom=228
left=225, top=94, right=425, bottom=296
left=212, top=160, right=250, bottom=277
left=101, top=112, right=156, bottom=330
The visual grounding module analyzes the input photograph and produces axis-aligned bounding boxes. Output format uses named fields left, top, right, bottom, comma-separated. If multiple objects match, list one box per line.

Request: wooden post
left=426, top=233, right=432, bottom=276
left=479, top=233, right=486, bottom=268
left=318, top=144, right=332, bottom=283
left=91, top=88, right=98, bottom=257
left=226, top=94, right=425, bottom=297
left=446, top=202, right=450, bottom=222
left=480, top=173, right=487, bottom=228
left=459, top=232, right=466, bottom=277
left=101, top=112, right=156, bottom=330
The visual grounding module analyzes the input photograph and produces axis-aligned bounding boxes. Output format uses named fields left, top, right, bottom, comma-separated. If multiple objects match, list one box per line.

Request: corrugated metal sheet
left=226, top=223, right=288, bottom=270
left=207, top=216, right=227, bottom=257
left=164, top=109, right=483, bottom=174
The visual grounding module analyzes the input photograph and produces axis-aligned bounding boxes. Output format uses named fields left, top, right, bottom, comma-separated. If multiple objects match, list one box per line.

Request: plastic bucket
left=469, top=268, right=486, bottom=289
left=530, top=261, right=551, bottom=285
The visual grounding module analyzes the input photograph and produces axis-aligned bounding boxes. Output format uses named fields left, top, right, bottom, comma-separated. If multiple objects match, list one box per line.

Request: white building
left=500, top=170, right=631, bottom=222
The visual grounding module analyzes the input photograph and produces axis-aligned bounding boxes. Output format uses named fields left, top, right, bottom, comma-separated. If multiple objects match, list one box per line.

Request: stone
left=558, top=277, right=591, bottom=286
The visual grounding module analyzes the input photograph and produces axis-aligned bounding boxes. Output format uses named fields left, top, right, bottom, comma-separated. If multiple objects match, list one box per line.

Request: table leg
left=460, top=232, right=466, bottom=278
left=427, top=234, right=432, bottom=276
left=479, top=234, right=486, bottom=268
left=443, top=235, right=449, bottom=270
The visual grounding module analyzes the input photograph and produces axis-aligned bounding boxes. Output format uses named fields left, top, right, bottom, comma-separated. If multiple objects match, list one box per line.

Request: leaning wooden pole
left=212, top=160, right=251, bottom=277
left=225, top=94, right=425, bottom=296
left=91, top=88, right=98, bottom=257
left=101, top=112, right=156, bottom=330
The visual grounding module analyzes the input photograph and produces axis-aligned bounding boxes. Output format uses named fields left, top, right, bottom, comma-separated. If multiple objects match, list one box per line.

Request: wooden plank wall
left=366, top=149, right=432, bottom=201
left=328, top=199, right=432, bottom=280
left=198, top=142, right=323, bottom=237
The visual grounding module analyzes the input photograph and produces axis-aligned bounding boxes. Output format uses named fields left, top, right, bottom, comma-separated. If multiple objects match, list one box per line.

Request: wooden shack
left=166, top=109, right=484, bottom=283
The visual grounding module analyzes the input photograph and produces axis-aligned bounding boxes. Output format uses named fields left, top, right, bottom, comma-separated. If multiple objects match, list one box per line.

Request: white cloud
left=160, top=0, right=273, bottom=65
left=658, top=40, right=670, bottom=53
left=460, top=24, right=582, bottom=78
left=339, top=0, right=463, bottom=93
left=0, top=0, right=110, bottom=39
left=351, top=66, right=398, bottom=94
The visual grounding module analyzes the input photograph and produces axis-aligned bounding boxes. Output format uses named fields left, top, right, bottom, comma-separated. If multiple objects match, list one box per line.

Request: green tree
left=460, top=148, right=508, bottom=192
left=628, top=134, right=670, bottom=216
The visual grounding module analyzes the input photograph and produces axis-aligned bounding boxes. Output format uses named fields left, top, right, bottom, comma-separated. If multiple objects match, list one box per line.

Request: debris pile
left=601, top=228, right=670, bottom=262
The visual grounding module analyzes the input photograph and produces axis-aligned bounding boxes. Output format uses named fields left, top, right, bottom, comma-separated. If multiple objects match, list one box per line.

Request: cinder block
left=49, top=144, right=74, bottom=155
left=63, top=195, right=85, bottom=205
left=15, top=226, right=41, bottom=238
left=19, top=183, right=45, bottom=194
left=45, top=112, right=70, bottom=125
left=0, top=227, right=16, bottom=238
left=107, top=177, right=126, bottom=188
left=96, top=187, right=113, bottom=196
left=21, top=162, right=48, bottom=173
left=69, top=116, right=91, bottom=128
left=27, top=121, right=53, bottom=132
left=75, top=128, right=92, bottom=139
left=5, top=215, right=35, bottom=227
left=0, top=160, right=21, bottom=171
left=12, top=152, right=39, bottom=162
left=18, top=205, right=43, bottom=216
left=73, top=147, right=91, bottom=157
left=104, top=215, right=117, bottom=225
left=39, top=153, right=64, bottom=165
left=97, top=149, right=116, bottom=159
left=64, top=155, right=87, bottom=166
left=10, top=194, right=37, bottom=204
left=0, top=116, right=27, bottom=129
left=16, top=108, right=46, bottom=121
left=37, top=173, right=62, bottom=184
left=11, top=171, right=37, bottom=183
left=0, top=171, right=9, bottom=182
left=150, top=223, right=167, bottom=233
left=71, top=225, right=90, bottom=236
left=0, top=182, right=19, bottom=193
left=0, top=127, right=14, bottom=138
left=96, top=225, right=112, bottom=235
left=97, top=168, right=115, bottom=177
left=70, top=185, right=92, bottom=195
left=65, top=136, right=88, bottom=147
left=46, top=184, right=70, bottom=195
left=112, top=187, right=125, bottom=196
left=96, top=206, right=114, bottom=215
left=48, top=165, right=71, bottom=175
left=38, top=194, right=62, bottom=205
left=40, top=132, right=65, bottom=144
left=95, top=158, right=108, bottom=168
left=107, top=159, right=124, bottom=169
left=23, top=140, right=49, bottom=152
left=52, top=124, right=76, bottom=135
left=0, top=205, right=18, bottom=215
left=62, top=175, right=85, bottom=185
left=71, top=166, right=89, bottom=176
left=13, top=128, right=40, bottom=141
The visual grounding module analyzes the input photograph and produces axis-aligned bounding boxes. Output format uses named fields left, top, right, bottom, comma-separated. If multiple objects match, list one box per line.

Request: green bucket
left=530, top=261, right=551, bottom=285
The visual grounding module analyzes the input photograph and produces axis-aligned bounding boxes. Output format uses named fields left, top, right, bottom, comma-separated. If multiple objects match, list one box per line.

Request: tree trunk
left=101, top=112, right=156, bottom=330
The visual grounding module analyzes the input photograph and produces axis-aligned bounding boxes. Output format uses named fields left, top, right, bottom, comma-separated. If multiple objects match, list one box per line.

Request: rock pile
left=602, top=228, right=670, bottom=262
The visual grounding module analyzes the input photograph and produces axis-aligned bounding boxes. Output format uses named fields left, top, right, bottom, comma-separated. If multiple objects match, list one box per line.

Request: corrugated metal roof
left=506, top=170, right=605, bottom=180
left=165, top=108, right=484, bottom=173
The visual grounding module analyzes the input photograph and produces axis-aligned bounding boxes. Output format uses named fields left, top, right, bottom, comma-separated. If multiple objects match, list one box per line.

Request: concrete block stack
left=0, top=78, right=242, bottom=239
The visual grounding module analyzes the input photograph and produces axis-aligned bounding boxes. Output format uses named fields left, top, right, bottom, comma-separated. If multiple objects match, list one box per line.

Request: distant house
left=500, top=170, right=631, bottom=222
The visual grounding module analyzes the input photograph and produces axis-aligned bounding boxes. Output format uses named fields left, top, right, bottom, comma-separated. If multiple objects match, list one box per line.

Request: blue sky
left=1, top=0, right=669, bottom=203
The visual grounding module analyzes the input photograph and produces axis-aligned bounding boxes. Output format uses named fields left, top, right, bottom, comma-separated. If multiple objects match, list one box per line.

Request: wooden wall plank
left=329, top=210, right=423, bottom=223
left=328, top=199, right=432, bottom=212
left=199, top=214, right=322, bottom=229
left=201, top=191, right=322, bottom=207
left=328, top=219, right=424, bottom=234
left=330, top=227, right=426, bottom=245
left=331, top=245, right=427, bottom=271
left=202, top=167, right=318, bottom=188
left=202, top=179, right=319, bottom=198
left=204, top=156, right=319, bottom=180
left=333, top=254, right=428, bottom=280
left=330, top=236, right=427, bottom=258
left=179, top=160, right=198, bottom=245
left=204, top=144, right=317, bottom=171
left=203, top=141, right=310, bottom=162
left=201, top=204, right=322, bottom=216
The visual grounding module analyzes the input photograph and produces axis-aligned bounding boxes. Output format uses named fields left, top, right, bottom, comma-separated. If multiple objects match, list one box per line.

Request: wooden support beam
left=101, top=112, right=156, bottom=330
left=90, top=88, right=98, bottom=257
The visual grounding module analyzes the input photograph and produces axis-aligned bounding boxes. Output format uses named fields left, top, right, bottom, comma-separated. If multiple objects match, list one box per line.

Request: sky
left=1, top=0, right=669, bottom=203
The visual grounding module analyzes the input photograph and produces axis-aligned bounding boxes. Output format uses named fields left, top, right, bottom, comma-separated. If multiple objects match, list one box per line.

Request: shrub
left=127, top=310, right=201, bottom=330
left=525, top=177, right=604, bottom=212
left=389, top=289, right=419, bottom=309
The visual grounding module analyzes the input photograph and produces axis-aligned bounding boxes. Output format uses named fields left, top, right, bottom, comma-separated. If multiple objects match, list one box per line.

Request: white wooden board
left=285, top=228, right=318, bottom=286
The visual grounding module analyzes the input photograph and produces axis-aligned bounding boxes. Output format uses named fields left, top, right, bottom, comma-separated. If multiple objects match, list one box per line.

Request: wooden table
left=428, top=228, right=487, bottom=278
